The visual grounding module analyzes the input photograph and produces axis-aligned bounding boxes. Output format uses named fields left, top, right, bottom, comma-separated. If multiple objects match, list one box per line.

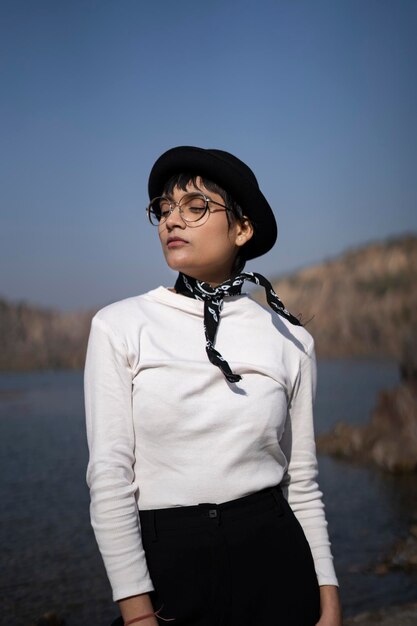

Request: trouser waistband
left=138, top=484, right=284, bottom=538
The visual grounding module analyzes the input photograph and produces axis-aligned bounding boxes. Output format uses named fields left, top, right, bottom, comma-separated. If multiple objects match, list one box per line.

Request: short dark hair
left=162, top=173, right=248, bottom=274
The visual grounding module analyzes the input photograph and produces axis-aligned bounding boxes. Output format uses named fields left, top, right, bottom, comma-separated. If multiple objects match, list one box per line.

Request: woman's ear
left=235, top=216, right=254, bottom=247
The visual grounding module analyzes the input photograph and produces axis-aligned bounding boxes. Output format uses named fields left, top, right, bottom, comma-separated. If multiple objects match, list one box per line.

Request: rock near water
left=317, top=328, right=417, bottom=473
left=317, top=381, right=417, bottom=472
left=345, top=603, right=417, bottom=626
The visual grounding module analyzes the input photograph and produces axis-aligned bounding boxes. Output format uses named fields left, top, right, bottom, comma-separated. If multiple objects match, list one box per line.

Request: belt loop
left=150, top=510, right=158, bottom=542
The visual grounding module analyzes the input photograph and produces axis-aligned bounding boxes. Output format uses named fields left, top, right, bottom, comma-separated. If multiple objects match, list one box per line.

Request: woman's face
left=158, top=178, right=251, bottom=285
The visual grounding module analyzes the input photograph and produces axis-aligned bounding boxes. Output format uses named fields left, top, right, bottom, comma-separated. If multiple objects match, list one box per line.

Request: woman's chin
left=163, top=252, right=193, bottom=274
left=165, top=259, right=193, bottom=276
left=163, top=253, right=232, bottom=283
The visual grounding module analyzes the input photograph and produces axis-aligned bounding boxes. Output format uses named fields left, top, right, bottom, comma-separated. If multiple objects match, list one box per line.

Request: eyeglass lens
left=149, top=193, right=208, bottom=224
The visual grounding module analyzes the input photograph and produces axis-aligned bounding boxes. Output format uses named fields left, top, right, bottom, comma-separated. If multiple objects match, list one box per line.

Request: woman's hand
left=316, top=585, right=343, bottom=626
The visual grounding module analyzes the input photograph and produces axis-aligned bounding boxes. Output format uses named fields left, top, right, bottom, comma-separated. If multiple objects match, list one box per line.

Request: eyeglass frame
left=146, top=192, right=234, bottom=226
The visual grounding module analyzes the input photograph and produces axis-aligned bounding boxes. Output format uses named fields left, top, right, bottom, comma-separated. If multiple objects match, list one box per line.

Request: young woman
left=84, top=146, right=342, bottom=626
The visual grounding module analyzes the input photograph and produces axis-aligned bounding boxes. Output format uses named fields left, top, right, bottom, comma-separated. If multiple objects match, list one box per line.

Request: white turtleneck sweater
left=84, top=286, right=338, bottom=601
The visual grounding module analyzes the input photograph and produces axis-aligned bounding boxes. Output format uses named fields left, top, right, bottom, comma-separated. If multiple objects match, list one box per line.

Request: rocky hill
left=0, top=299, right=94, bottom=371
left=266, top=233, right=417, bottom=358
left=1, top=233, right=416, bottom=371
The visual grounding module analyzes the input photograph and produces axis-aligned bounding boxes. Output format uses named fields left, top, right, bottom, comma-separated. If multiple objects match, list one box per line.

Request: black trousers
left=112, top=485, right=320, bottom=626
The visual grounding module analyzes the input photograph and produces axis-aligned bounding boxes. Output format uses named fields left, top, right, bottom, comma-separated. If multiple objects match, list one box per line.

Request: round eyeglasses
left=147, top=192, right=232, bottom=226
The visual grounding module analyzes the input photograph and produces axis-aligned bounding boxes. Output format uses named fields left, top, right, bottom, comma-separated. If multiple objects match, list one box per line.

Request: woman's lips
left=167, top=237, right=188, bottom=248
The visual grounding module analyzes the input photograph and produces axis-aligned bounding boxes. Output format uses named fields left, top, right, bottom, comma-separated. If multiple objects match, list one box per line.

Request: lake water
left=1, top=360, right=417, bottom=625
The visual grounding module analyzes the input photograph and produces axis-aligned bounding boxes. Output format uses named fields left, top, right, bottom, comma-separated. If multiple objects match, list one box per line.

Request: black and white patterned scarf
left=174, top=272, right=302, bottom=384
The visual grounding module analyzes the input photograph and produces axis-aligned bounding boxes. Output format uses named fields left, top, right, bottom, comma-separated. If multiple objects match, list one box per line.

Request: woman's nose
left=165, top=204, right=185, bottom=229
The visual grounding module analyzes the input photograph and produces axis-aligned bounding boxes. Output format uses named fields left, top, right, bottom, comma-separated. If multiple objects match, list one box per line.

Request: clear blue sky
left=1, top=0, right=416, bottom=311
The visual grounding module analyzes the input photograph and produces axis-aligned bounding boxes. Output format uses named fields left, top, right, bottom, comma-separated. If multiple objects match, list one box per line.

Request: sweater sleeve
left=84, top=314, right=154, bottom=601
left=280, top=339, right=339, bottom=587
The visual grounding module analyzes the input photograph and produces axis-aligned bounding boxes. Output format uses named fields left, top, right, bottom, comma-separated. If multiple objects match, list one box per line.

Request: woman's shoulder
left=243, top=295, right=315, bottom=355
left=90, top=287, right=164, bottom=334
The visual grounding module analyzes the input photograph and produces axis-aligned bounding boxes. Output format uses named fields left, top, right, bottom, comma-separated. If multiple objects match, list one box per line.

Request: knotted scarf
left=174, top=272, right=302, bottom=383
